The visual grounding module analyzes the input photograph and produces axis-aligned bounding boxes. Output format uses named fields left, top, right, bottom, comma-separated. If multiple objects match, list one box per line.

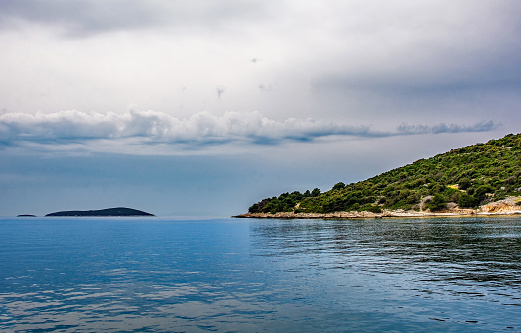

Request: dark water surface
left=1, top=216, right=520, bottom=332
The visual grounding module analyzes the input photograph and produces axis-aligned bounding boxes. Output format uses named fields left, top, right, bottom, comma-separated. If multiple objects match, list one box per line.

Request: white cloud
left=0, top=110, right=366, bottom=144
left=0, top=110, right=500, bottom=155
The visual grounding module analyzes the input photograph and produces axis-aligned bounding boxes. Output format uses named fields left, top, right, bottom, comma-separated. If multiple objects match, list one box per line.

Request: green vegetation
left=248, top=133, right=521, bottom=214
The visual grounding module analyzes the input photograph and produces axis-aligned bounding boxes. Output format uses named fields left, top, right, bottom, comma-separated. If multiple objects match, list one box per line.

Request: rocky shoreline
left=234, top=196, right=521, bottom=219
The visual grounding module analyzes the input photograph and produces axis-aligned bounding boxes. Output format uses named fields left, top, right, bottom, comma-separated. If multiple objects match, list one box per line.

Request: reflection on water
left=250, top=217, right=521, bottom=331
left=0, top=281, right=280, bottom=332
left=251, top=217, right=521, bottom=287
left=1, top=217, right=520, bottom=332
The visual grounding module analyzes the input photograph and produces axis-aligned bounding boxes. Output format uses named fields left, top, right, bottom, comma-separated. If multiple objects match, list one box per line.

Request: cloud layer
left=0, top=110, right=368, bottom=145
left=1, top=0, right=520, bottom=127
left=0, top=110, right=500, bottom=153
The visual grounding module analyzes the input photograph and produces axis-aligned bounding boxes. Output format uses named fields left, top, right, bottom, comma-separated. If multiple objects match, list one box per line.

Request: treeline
left=248, top=188, right=321, bottom=213
left=248, top=133, right=521, bottom=214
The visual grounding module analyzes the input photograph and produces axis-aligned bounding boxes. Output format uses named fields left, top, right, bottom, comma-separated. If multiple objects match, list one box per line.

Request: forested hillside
left=248, top=133, right=521, bottom=214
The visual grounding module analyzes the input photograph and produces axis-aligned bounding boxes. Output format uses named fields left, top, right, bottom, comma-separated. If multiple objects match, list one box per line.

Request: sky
left=1, top=0, right=520, bottom=217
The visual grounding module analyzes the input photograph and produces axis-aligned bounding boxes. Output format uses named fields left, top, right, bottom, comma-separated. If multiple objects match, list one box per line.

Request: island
left=237, top=133, right=521, bottom=219
left=45, top=207, right=155, bottom=217
left=17, top=214, right=37, bottom=217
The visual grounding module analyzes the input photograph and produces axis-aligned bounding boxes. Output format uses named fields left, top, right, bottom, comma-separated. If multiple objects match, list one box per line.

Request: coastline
left=233, top=210, right=521, bottom=219
left=234, top=196, right=521, bottom=219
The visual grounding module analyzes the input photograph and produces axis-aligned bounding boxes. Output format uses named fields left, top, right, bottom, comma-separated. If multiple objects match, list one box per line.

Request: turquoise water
left=0, top=216, right=520, bottom=332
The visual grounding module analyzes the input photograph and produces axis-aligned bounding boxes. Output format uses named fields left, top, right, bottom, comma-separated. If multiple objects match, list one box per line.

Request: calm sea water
left=1, top=216, right=520, bottom=332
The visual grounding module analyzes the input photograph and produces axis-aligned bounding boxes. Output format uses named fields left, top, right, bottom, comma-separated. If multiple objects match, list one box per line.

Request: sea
left=0, top=216, right=520, bottom=332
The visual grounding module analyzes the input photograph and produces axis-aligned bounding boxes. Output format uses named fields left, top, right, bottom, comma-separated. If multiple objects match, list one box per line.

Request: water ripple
left=1, top=217, right=521, bottom=332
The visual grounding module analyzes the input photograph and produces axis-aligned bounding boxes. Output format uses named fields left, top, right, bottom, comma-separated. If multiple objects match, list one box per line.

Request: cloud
left=0, top=110, right=500, bottom=154
left=0, top=0, right=159, bottom=34
left=397, top=121, right=500, bottom=135
left=308, top=1, right=521, bottom=105
left=0, top=110, right=368, bottom=146
left=0, top=0, right=272, bottom=37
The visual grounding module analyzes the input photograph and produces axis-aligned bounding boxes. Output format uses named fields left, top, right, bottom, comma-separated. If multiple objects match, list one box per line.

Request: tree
left=248, top=203, right=259, bottom=213
left=458, top=193, right=479, bottom=208
left=426, top=194, right=447, bottom=211
left=332, top=182, right=345, bottom=191
left=458, top=178, right=471, bottom=190
left=475, top=185, right=494, bottom=199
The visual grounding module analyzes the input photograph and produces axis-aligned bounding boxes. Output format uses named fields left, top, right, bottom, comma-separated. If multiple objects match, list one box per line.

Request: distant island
left=238, top=133, right=521, bottom=219
left=45, top=207, right=155, bottom=217
left=17, top=214, right=36, bottom=217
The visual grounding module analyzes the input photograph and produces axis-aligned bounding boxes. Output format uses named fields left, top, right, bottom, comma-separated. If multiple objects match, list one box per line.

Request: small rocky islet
left=46, top=207, right=155, bottom=217
left=18, top=207, right=155, bottom=217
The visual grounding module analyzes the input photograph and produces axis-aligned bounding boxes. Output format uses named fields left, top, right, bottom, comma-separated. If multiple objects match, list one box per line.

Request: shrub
left=475, top=185, right=494, bottom=198
left=458, top=193, right=480, bottom=208
left=425, top=194, right=447, bottom=211
left=459, top=178, right=471, bottom=190
left=366, top=205, right=382, bottom=213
